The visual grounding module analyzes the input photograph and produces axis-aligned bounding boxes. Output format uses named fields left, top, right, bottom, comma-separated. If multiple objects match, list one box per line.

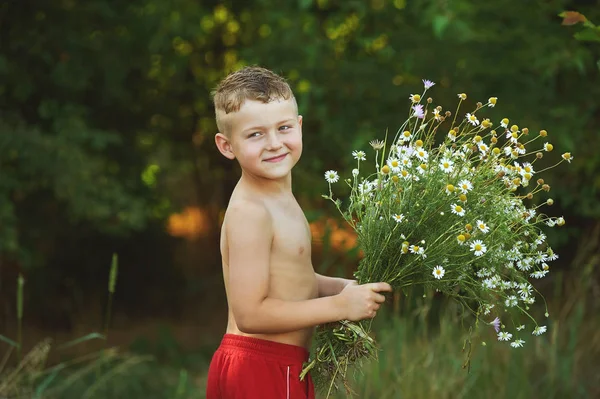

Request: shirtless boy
left=206, top=66, right=392, bottom=399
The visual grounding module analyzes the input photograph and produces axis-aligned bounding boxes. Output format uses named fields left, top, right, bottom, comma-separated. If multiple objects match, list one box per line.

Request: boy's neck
left=239, top=171, right=293, bottom=197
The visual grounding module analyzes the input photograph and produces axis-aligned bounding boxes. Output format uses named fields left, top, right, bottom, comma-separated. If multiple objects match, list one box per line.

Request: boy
left=207, top=66, right=392, bottom=399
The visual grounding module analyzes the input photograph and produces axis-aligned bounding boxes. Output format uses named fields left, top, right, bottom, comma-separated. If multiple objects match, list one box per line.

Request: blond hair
left=212, top=66, right=295, bottom=134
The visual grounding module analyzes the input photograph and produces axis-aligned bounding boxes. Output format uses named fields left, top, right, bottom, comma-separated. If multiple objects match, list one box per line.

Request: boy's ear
left=215, top=133, right=236, bottom=160
left=298, top=115, right=303, bottom=127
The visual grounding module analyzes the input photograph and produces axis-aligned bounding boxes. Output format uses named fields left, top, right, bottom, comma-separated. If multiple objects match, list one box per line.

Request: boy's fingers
left=368, top=282, right=392, bottom=292
left=374, top=293, right=386, bottom=303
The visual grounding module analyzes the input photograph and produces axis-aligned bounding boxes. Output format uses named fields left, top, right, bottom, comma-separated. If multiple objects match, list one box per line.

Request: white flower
left=518, top=283, right=532, bottom=298
left=530, top=270, right=548, bottom=279
left=392, top=214, right=405, bottom=223
left=440, top=158, right=454, bottom=173
left=448, top=130, right=457, bottom=142
left=505, top=295, right=518, bottom=307
left=516, top=325, right=525, bottom=331
left=409, top=245, right=426, bottom=258
left=432, top=265, right=445, bottom=279
left=387, top=158, right=401, bottom=172
left=451, top=204, right=465, bottom=217
left=497, top=331, right=513, bottom=341
left=466, top=113, right=480, bottom=126
left=511, top=339, right=525, bottom=348
left=352, top=168, right=359, bottom=177
left=478, top=143, right=489, bottom=153
left=476, top=220, right=490, bottom=233
left=470, top=240, right=487, bottom=256
left=458, top=179, right=473, bottom=193
left=324, top=170, right=339, bottom=183
left=352, top=150, right=366, bottom=161
left=543, top=142, right=553, bottom=152
left=400, top=157, right=412, bottom=168
left=532, top=326, right=547, bottom=336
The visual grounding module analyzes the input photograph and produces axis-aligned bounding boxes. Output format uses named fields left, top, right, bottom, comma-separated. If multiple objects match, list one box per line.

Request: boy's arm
left=226, top=201, right=390, bottom=335
left=315, top=273, right=355, bottom=297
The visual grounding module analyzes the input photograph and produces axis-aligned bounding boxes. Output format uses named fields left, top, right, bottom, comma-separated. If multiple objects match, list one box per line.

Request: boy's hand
left=337, top=281, right=392, bottom=321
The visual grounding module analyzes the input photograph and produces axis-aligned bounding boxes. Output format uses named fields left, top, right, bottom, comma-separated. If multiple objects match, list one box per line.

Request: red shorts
left=206, top=334, right=315, bottom=399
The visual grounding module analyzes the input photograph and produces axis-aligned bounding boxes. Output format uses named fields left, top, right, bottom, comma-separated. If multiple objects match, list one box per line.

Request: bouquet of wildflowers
left=301, top=80, right=573, bottom=396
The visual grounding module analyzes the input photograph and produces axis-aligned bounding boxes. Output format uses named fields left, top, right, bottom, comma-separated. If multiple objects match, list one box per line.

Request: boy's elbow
left=234, top=309, right=261, bottom=334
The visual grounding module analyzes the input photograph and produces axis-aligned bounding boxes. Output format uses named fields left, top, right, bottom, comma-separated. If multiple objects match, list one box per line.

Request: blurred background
left=1, top=0, right=599, bottom=398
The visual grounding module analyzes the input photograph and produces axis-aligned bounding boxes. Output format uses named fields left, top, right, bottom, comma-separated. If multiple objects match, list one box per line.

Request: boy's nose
left=266, top=132, right=283, bottom=149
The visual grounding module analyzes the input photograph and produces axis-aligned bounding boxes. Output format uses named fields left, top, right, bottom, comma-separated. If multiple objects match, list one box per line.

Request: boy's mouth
left=264, top=153, right=288, bottom=163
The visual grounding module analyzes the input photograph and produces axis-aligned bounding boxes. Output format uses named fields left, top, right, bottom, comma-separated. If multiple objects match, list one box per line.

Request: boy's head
left=213, top=67, right=303, bottom=181
left=212, top=66, right=297, bottom=137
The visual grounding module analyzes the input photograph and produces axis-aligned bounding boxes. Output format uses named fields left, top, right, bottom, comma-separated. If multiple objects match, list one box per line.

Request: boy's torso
left=220, top=186, right=318, bottom=349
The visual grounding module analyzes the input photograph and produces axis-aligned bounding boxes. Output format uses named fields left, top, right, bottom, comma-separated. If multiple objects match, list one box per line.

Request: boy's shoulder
left=224, top=194, right=272, bottom=229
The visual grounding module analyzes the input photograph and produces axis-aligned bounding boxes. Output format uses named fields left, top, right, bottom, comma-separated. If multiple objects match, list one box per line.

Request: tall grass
left=329, top=268, right=599, bottom=399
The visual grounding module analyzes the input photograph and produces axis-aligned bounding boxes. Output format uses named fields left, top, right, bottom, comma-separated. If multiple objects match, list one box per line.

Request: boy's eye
left=279, top=125, right=292, bottom=131
left=248, top=132, right=261, bottom=138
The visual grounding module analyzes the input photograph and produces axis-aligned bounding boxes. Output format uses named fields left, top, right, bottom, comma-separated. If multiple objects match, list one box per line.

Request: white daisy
left=505, top=295, right=518, bottom=307
left=400, top=157, right=412, bottom=168
left=432, top=265, right=445, bottom=279
left=352, top=150, right=366, bottom=161
left=392, top=214, right=405, bottom=223
left=324, top=170, right=339, bottom=183
left=476, top=220, right=490, bottom=233
left=399, top=130, right=412, bottom=142
left=530, top=270, right=548, bottom=279
left=448, top=130, right=457, bottom=142
left=532, top=326, right=547, bottom=336
left=352, top=168, right=359, bottom=177
left=457, top=179, right=473, bottom=193
left=387, top=158, right=401, bottom=173
left=518, top=283, right=532, bottom=298
left=440, top=158, right=454, bottom=173
left=511, top=339, right=525, bottom=348
left=543, top=142, right=553, bottom=152
left=497, top=331, right=513, bottom=341
left=409, top=245, right=426, bottom=258
left=450, top=204, right=465, bottom=217
left=466, top=113, right=480, bottom=126
left=478, top=143, right=489, bottom=153
left=470, top=240, right=487, bottom=256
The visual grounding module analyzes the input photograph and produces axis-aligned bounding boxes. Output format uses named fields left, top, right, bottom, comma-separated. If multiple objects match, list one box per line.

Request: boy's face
left=215, top=98, right=303, bottom=182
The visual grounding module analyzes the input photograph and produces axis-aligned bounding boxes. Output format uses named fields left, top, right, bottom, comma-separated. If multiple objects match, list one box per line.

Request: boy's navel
left=298, top=246, right=304, bottom=255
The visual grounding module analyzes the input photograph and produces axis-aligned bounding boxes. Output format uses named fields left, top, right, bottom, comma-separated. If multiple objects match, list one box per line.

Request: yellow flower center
left=420, top=163, right=427, bottom=169
left=415, top=139, right=423, bottom=147
left=391, top=175, right=399, bottom=183
left=412, top=94, right=421, bottom=102
left=474, top=135, right=482, bottom=142
left=457, top=234, right=466, bottom=242
left=381, top=165, right=390, bottom=174
left=459, top=194, right=467, bottom=202
left=474, top=244, right=482, bottom=251
left=391, top=160, right=399, bottom=167
left=454, top=206, right=463, bottom=213
left=511, top=125, right=519, bottom=132
left=446, top=184, right=455, bottom=192
left=401, top=170, right=408, bottom=177
left=443, top=162, right=450, bottom=168
left=493, top=148, right=501, bottom=155
left=540, top=130, right=548, bottom=137
left=435, top=269, right=442, bottom=275
left=403, top=131, right=411, bottom=138
left=502, top=118, right=509, bottom=125
left=469, top=115, right=477, bottom=121
left=479, top=224, right=485, bottom=229
left=545, top=144, right=553, bottom=151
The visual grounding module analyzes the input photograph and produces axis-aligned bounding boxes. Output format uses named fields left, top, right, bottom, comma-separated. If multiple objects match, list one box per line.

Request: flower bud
left=522, top=127, right=529, bottom=135
left=497, top=171, right=505, bottom=178
left=392, top=175, right=399, bottom=183
left=540, top=130, right=547, bottom=137
left=476, top=101, right=483, bottom=108
left=457, top=234, right=466, bottom=243
left=445, top=111, right=452, bottom=117
left=491, top=137, right=498, bottom=144
left=542, top=184, right=550, bottom=192
left=489, top=97, right=497, bottom=106
left=501, top=118, right=509, bottom=126
left=474, top=135, right=482, bottom=143
left=446, top=184, right=455, bottom=192
left=381, top=165, right=390, bottom=174
left=547, top=198, right=554, bottom=206
left=415, top=139, right=424, bottom=147
left=526, top=193, right=533, bottom=200
left=536, top=152, right=543, bottom=159
left=537, top=178, right=544, bottom=185
left=459, top=194, right=467, bottom=202
left=427, top=97, right=433, bottom=103
left=465, top=223, right=473, bottom=231
left=511, top=125, right=519, bottom=133
left=464, top=232, right=471, bottom=240
left=458, top=93, right=467, bottom=100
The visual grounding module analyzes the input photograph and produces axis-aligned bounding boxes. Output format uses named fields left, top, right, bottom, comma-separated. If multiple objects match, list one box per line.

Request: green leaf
left=0, top=334, right=19, bottom=348
left=432, top=15, right=450, bottom=39
left=34, top=364, right=65, bottom=398
left=56, top=332, right=105, bottom=350
left=573, top=28, right=600, bottom=42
